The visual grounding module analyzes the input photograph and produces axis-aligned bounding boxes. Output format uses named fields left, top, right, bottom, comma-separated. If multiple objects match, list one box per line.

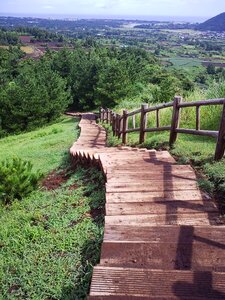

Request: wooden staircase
left=70, top=114, right=225, bottom=299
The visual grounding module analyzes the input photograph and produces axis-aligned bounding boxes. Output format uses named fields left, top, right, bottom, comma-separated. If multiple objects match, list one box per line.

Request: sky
left=1, top=0, right=225, bottom=20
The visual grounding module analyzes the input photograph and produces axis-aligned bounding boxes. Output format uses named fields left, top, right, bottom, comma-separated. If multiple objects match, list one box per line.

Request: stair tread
left=105, top=212, right=221, bottom=226
left=105, top=200, right=217, bottom=215
left=90, top=266, right=225, bottom=298
left=104, top=225, right=225, bottom=242
left=100, top=240, right=225, bottom=271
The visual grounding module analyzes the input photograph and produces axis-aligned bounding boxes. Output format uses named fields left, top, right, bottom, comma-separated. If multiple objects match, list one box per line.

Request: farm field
left=162, top=57, right=202, bottom=69
left=20, top=45, right=35, bottom=54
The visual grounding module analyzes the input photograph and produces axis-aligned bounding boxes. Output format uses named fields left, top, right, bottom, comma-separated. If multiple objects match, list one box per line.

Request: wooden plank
left=145, top=126, right=171, bottom=133
left=106, top=190, right=204, bottom=202
left=105, top=212, right=220, bottom=226
left=106, top=181, right=198, bottom=193
left=100, top=240, right=225, bottom=271
left=107, top=173, right=197, bottom=182
left=106, top=200, right=217, bottom=216
left=90, top=266, right=225, bottom=298
left=106, top=165, right=194, bottom=173
left=176, top=128, right=218, bottom=138
left=103, top=225, right=225, bottom=243
left=178, top=98, right=225, bottom=108
left=145, top=101, right=174, bottom=113
left=127, top=108, right=141, bottom=117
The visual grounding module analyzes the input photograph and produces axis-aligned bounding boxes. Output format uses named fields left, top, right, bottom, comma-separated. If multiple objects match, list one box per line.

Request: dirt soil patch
left=42, top=169, right=70, bottom=190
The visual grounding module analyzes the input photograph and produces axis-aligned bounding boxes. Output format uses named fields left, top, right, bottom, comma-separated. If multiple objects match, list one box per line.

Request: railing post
left=215, top=103, right=225, bottom=160
left=118, top=115, right=122, bottom=139
left=100, top=107, right=103, bottom=122
left=132, top=114, right=136, bottom=129
left=169, top=96, right=182, bottom=146
left=139, top=104, right=148, bottom=144
left=116, top=114, right=120, bottom=137
left=102, top=109, right=105, bottom=122
left=112, top=113, right=116, bottom=136
left=156, top=109, right=160, bottom=128
left=110, top=110, right=113, bottom=125
left=122, top=110, right=128, bottom=144
left=196, top=106, right=200, bottom=130
left=99, top=107, right=102, bottom=121
left=106, top=109, right=109, bottom=124
left=104, top=109, right=107, bottom=123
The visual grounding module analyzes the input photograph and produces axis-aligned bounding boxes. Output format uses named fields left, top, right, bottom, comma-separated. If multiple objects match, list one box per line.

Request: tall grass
left=115, top=80, right=225, bottom=134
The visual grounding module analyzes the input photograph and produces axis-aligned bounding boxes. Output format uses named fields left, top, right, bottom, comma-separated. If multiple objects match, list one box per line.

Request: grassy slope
left=0, top=116, right=105, bottom=300
left=0, top=116, right=78, bottom=174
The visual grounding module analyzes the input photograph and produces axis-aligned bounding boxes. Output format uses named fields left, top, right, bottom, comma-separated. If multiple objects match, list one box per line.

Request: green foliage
left=197, top=178, right=214, bottom=194
left=0, top=55, right=72, bottom=135
left=0, top=166, right=104, bottom=299
left=0, top=47, right=24, bottom=85
left=0, top=29, right=19, bottom=45
left=52, top=47, right=157, bottom=109
left=0, top=157, right=41, bottom=205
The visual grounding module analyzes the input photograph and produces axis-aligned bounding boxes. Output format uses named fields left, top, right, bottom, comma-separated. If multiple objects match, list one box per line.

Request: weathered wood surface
left=69, top=113, right=225, bottom=299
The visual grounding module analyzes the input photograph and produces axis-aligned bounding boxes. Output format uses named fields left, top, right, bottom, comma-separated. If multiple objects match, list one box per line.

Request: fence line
left=99, top=96, right=225, bottom=161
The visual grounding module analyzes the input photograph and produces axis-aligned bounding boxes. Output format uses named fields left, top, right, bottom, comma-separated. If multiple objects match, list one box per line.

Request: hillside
left=197, top=12, right=225, bottom=31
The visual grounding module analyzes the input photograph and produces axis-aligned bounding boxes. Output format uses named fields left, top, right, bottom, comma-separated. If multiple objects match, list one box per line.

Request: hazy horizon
left=1, top=0, right=225, bottom=22
left=0, top=12, right=208, bottom=23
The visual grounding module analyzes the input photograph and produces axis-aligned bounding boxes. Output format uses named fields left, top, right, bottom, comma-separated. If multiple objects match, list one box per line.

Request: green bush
left=197, top=178, right=214, bottom=195
left=0, top=157, right=41, bottom=205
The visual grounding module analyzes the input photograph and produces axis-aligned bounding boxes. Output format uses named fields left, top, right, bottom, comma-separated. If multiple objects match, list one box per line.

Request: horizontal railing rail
left=99, top=96, right=225, bottom=160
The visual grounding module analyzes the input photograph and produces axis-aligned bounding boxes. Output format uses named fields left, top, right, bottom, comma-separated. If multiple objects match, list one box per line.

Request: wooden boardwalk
left=70, top=114, right=225, bottom=299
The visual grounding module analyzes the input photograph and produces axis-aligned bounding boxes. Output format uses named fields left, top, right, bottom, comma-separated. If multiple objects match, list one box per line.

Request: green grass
left=0, top=167, right=105, bottom=300
left=0, top=116, right=105, bottom=299
left=0, top=116, right=79, bottom=174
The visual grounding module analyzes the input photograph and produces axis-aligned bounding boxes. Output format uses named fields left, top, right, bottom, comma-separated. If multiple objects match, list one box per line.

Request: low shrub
left=0, top=157, right=41, bottom=205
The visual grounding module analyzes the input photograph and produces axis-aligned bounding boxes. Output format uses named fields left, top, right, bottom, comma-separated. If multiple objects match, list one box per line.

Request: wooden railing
left=99, top=96, right=225, bottom=161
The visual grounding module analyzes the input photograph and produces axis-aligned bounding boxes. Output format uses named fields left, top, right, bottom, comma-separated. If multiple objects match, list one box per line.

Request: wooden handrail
left=145, top=101, right=174, bottom=113
left=178, top=98, right=225, bottom=108
left=127, top=108, right=141, bottom=117
left=99, top=96, right=225, bottom=160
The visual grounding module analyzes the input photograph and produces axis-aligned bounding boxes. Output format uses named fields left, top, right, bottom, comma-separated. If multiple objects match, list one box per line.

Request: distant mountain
left=197, top=12, right=225, bottom=31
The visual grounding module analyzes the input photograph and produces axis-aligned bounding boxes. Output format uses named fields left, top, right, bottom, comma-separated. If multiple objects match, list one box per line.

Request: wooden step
left=90, top=266, right=225, bottom=299
left=100, top=239, right=225, bottom=271
left=106, top=165, right=194, bottom=173
left=104, top=225, right=225, bottom=243
left=106, top=190, right=205, bottom=202
left=107, top=173, right=197, bottom=182
left=105, top=212, right=220, bottom=226
left=89, top=296, right=170, bottom=299
left=106, top=200, right=217, bottom=216
left=101, top=156, right=177, bottom=165
left=106, top=181, right=198, bottom=192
